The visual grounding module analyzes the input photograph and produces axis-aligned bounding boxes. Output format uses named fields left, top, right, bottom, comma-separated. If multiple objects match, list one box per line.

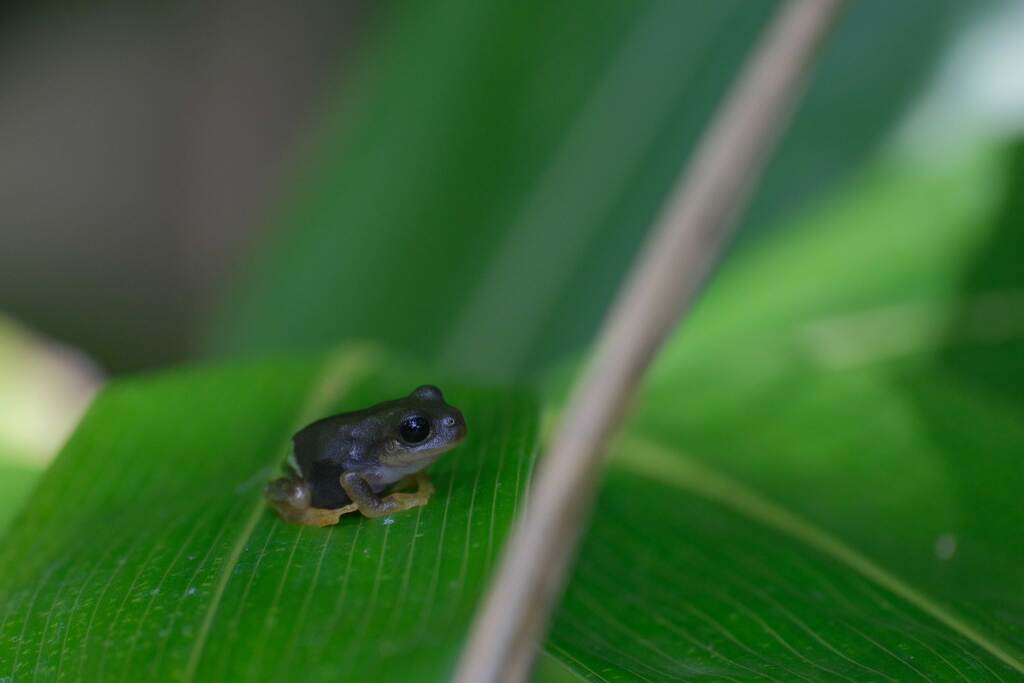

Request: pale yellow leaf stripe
left=182, top=347, right=375, bottom=682
left=612, top=432, right=1024, bottom=676
left=799, top=290, right=1024, bottom=370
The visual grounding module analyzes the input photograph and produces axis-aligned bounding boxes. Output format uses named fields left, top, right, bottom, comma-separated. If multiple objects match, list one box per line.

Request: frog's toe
left=381, top=472, right=435, bottom=511
left=302, top=503, right=358, bottom=527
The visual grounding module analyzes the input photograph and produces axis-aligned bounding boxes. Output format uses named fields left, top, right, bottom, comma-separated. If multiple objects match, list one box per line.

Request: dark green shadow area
left=899, top=139, right=1024, bottom=650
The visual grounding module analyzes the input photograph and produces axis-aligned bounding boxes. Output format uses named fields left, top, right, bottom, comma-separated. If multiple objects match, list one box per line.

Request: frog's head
left=381, top=385, right=467, bottom=467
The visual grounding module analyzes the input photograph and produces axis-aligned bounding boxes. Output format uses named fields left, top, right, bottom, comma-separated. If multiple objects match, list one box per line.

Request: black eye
left=399, top=415, right=430, bottom=444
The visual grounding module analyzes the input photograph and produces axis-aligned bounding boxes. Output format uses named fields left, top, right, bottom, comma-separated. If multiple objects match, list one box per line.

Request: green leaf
left=0, top=348, right=541, bottom=681
left=0, top=461, right=41, bottom=536
left=211, top=0, right=961, bottom=383
left=4, top=145, right=1022, bottom=680
left=545, top=146, right=1024, bottom=679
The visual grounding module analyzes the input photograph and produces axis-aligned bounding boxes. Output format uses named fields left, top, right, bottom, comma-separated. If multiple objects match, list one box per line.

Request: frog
left=265, top=385, right=467, bottom=527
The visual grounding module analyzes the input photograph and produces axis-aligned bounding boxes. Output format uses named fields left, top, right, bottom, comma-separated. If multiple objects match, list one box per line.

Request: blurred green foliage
left=212, top=0, right=964, bottom=383
left=3, top=143, right=1022, bottom=680
left=548, top=143, right=1024, bottom=678
left=3, top=1, right=1022, bottom=681
left=0, top=315, right=97, bottom=535
left=0, top=461, right=40, bottom=535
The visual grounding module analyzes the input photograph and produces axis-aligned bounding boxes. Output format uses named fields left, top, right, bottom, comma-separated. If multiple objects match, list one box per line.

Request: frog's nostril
left=443, top=416, right=456, bottom=427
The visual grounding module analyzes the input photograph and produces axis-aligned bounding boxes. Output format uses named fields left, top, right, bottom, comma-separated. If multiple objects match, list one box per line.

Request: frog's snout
left=443, top=410, right=468, bottom=442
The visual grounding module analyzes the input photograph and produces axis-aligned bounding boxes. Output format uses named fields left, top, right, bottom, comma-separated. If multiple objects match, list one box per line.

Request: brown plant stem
left=454, top=1, right=848, bottom=681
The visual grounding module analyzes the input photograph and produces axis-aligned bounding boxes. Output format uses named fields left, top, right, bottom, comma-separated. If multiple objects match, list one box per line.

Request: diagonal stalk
left=454, top=1, right=849, bottom=680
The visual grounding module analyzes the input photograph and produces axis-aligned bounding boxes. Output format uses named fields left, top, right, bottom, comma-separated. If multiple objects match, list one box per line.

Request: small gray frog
left=266, top=385, right=467, bottom=526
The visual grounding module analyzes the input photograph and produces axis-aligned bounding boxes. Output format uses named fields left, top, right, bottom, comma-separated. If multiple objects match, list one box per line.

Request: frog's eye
left=399, top=415, right=431, bottom=444
left=412, top=385, right=443, bottom=401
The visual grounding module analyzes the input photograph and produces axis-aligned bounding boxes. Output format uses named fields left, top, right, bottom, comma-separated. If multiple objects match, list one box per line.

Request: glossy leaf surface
left=213, top=0, right=959, bottom=383
left=0, top=350, right=539, bottom=681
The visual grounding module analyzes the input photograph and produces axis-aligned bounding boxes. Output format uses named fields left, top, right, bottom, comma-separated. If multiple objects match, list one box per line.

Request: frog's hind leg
left=265, top=469, right=356, bottom=527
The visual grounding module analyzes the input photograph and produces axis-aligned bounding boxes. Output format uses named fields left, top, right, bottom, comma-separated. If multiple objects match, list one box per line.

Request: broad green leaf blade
left=0, top=349, right=540, bottom=682
left=553, top=460, right=1020, bottom=681
left=545, top=146, right=1024, bottom=680
left=211, top=0, right=961, bottom=383
left=0, top=461, right=40, bottom=536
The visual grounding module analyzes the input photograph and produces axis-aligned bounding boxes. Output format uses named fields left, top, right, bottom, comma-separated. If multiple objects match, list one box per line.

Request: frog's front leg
left=266, top=469, right=357, bottom=527
left=340, top=471, right=435, bottom=518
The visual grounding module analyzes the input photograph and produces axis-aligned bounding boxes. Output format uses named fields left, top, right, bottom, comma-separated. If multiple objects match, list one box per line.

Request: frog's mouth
left=386, top=448, right=450, bottom=470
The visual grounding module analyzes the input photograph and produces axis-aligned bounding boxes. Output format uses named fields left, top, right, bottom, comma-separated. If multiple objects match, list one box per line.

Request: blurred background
left=1, top=0, right=1023, bottom=526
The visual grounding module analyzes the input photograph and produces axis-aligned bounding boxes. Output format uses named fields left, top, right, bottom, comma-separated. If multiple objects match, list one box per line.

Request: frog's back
left=291, top=413, right=362, bottom=509
left=293, top=415, right=348, bottom=465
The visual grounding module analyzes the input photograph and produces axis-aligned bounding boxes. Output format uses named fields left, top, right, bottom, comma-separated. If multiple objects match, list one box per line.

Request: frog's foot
left=386, top=470, right=435, bottom=508
left=265, top=472, right=357, bottom=527
left=342, top=471, right=436, bottom=519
